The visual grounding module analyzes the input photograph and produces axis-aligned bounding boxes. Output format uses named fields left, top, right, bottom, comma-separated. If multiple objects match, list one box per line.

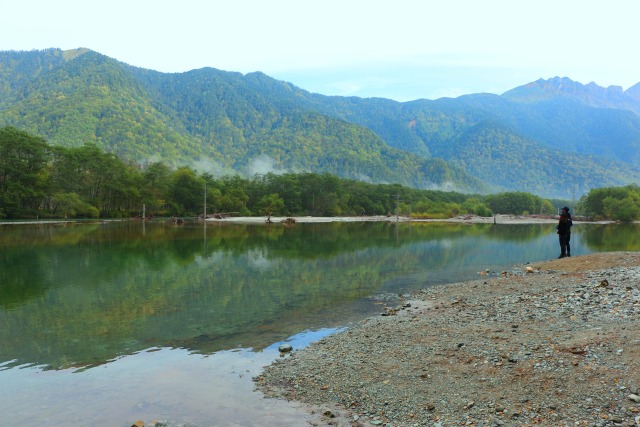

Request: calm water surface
left=0, top=220, right=637, bottom=426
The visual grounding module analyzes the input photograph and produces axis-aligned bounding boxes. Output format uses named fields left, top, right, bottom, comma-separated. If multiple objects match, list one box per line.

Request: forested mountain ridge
left=300, top=88, right=640, bottom=195
left=0, top=49, right=484, bottom=193
left=1, top=48, right=639, bottom=198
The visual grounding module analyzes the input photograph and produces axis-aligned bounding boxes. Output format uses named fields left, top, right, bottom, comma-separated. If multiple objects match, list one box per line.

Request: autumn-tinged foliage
left=0, top=126, right=571, bottom=220
left=0, top=49, right=484, bottom=193
left=2, top=49, right=640, bottom=199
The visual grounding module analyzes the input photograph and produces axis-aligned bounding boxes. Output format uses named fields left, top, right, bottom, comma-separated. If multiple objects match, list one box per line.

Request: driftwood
left=132, top=214, right=154, bottom=220
left=199, top=212, right=239, bottom=220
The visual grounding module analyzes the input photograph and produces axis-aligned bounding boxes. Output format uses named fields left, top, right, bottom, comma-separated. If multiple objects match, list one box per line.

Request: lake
left=0, top=220, right=637, bottom=426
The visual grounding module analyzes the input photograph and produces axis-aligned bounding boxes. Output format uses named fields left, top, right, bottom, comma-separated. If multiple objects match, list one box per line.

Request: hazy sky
left=2, top=0, right=639, bottom=101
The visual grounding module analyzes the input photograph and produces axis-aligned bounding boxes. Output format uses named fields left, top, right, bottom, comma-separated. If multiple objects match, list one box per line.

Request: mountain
left=503, top=76, right=640, bottom=115
left=1, top=48, right=639, bottom=199
left=0, top=49, right=484, bottom=193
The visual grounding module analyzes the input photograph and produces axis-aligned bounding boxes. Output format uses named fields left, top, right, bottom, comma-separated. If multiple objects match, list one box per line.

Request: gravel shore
left=254, top=252, right=640, bottom=427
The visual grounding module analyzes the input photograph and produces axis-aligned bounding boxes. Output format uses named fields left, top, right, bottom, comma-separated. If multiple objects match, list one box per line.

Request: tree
left=50, top=192, right=100, bottom=218
left=169, top=167, right=204, bottom=216
left=603, top=194, right=640, bottom=222
left=484, top=192, right=541, bottom=215
left=48, top=142, right=142, bottom=216
left=142, top=162, right=172, bottom=214
left=0, top=127, right=51, bottom=217
left=462, top=197, right=493, bottom=217
left=220, top=187, right=250, bottom=215
left=257, top=193, right=285, bottom=220
left=579, top=185, right=638, bottom=220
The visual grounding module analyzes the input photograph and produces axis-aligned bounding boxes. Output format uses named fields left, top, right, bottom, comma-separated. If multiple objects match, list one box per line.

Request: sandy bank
left=207, top=214, right=573, bottom=225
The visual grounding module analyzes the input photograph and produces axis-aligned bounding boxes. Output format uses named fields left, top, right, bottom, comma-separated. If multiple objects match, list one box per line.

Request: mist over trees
left=2, top=49, right=640, bottom=200
left=0, top=127, right=574, bottom=220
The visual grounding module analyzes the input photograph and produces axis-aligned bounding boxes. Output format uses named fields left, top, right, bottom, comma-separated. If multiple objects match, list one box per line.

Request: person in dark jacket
left=557, top=210, right=572, bottom=258
left=561, top=206, right=573, bottom=256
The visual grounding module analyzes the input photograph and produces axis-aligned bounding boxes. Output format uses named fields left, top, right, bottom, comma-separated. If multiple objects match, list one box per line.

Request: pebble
left=256, top=254, right=640, bottom=426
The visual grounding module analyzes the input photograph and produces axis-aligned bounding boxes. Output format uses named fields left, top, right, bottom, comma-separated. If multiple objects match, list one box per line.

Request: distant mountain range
left=1, top=48, right=639, bottom=199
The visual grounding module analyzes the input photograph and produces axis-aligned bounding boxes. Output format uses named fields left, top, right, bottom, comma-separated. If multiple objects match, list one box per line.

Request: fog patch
left=245, top=155, right=288, bottom=176
left=356, top=173, right=375, bottom=183
left=192, top=157, right=235, bottom=177
left=425, top=181, right=463, bottom=193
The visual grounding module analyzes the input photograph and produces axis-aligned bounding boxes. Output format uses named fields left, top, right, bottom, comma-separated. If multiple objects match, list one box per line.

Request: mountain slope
left=1, top=48, right=639, bottom=199
left=0, top=49, right=200, bottom=160
left=425, top=94, right=640, bottom=166
left=0, top=49, right=484, bottom=193
left=429, top=121, right=636, bottom=197
left=503, top=76, right=640, bottom=115
left=287, top=84, right=640, bottom=168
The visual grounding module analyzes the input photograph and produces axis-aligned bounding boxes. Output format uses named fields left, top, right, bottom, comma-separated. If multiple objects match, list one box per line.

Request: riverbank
left=255, top=252, right=640, bottom=426
left=0, top=213, right=607, bottom=226
left=207, top=214, right=566, bottom=225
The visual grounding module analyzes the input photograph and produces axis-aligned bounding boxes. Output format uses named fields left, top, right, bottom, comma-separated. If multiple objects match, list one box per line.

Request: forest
left=2, top=49, right=640, bottom=200
left=0, top=126, right=577, bottom=220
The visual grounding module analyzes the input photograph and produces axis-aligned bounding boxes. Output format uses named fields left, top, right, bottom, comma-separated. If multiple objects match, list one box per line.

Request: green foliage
left=141, top=162, right=172, bottom=214
left=50, top=192, right=100, bottom=218
left=0, top=127, right=50, bottom=218
left=579, top=185, right=640, bottom=222
left=411, top=202, right=462, bottom=219
left=462, top=197, right=493, bottom=217
left=603, top=196, right=640, bottom=222
left=257, top=193, right=285, bottom=217
left=4, top=49, right=640, bottom=199
left=484, top=191, right=546, bottom=215
left=0, top=126, right=561, bottom=221
left=169, top=167, right=204, bottom=216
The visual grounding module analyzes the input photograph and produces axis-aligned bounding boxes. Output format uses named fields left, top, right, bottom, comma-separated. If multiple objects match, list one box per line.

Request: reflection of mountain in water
left=1, top=221, right=635, bottom=371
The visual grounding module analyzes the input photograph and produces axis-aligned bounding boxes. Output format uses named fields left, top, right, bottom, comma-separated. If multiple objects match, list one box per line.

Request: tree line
left=578, top=184, right=640, bottom=222
left=1, top=126, right=574, bottom=220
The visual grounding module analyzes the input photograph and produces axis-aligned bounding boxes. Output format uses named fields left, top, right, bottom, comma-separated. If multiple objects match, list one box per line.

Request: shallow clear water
left=0, top=220, right=636, bottom=426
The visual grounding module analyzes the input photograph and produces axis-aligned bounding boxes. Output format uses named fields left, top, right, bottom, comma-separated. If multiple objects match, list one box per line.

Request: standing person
left=562, top=206, right=573, bottom=257
left=557, top=211, right=571, bottom=258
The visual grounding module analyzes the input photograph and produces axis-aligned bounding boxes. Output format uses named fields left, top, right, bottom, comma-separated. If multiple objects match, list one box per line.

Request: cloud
left=192, top=157, right=234, bottom=178
left=356, top=173, right=375, bottom=184
left=244, top=154, right=288, bottom=176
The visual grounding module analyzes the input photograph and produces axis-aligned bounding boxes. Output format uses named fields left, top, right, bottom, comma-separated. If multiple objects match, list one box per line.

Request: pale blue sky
left=2, top=0, right=639, bottom=101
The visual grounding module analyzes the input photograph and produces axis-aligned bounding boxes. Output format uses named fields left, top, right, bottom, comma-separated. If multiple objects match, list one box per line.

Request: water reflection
left=578, top=223, right=640, bottom=251
left=1, top=221, right=637, bottom=373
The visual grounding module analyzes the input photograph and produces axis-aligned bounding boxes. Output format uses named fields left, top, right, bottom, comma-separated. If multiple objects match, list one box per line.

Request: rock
left=323, top=410, right=335, bottom=418
left=278, top=344, right=293, bottom=353
left=255, top=254, right=640, bottom=427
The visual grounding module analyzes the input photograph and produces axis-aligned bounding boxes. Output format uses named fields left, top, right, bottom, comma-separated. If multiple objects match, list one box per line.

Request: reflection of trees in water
left=1, top=221, right=632, bottom=371
left=578, top=223, right=640, bottom=251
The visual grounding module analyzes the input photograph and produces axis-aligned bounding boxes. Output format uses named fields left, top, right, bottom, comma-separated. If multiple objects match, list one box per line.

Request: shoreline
left=206, top=214, right=604, bottom=225
left=255, top=252, right=640, bottom=426
left=207, top=213, right=618, bottom=226
left=1, top=214, right=615, bottom=226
